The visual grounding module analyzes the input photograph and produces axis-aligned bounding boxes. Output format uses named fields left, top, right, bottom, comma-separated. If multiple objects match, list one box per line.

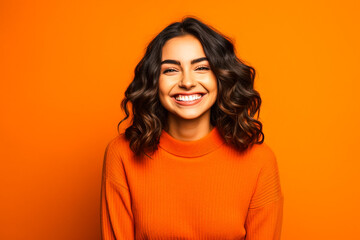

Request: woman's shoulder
left=105, top=133, right=131, bottom=157
left=243, top=142, right=278, bottom=168
left=248, top=142, right=276, bottom=157
left=107, top=133, right=128, bottom=147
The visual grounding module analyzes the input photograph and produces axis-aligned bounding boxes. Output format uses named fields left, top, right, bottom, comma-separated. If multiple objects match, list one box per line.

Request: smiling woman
left=101, top=17, right=284, bottom=239
left=158, top=35, right=218, bottom=139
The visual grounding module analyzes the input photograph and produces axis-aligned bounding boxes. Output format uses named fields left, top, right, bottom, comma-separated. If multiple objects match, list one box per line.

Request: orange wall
left=1, top=0, right=359, bottom=239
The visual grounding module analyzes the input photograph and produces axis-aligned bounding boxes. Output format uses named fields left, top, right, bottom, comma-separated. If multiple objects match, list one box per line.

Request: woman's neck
left=165, top=114, right=214, bottom=142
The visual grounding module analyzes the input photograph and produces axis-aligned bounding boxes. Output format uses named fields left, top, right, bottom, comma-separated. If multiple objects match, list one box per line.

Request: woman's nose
left=179, top=70, right=196, bottom=89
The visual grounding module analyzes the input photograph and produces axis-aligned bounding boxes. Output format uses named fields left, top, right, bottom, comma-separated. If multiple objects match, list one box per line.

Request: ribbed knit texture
left=100, top=126, right=284, bottom=239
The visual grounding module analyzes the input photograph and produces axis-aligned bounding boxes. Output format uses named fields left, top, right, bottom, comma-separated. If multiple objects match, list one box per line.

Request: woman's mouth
left=172, top=94, right=205, bottom=106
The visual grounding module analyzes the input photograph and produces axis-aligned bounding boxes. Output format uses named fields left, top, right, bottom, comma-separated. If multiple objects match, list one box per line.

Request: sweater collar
left=158, top=126, right=225, bottom=157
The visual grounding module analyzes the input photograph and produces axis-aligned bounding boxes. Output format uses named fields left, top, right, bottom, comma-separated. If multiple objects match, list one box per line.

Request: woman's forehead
left=161, top=35, right=207, bottom=63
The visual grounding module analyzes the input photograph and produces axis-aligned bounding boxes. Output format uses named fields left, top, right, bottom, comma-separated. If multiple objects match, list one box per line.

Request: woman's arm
left=244, top=148, right=284, bottom=240
left=100, top=139, right=134, bottom=240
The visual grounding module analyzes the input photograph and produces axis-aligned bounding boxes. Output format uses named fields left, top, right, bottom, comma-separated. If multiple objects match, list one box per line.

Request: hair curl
left=118, top=17, right=264, bottom=157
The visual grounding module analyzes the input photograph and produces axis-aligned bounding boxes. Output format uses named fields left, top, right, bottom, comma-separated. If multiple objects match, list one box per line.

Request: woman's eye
left=195, top=66, right=210, bottom=71
left=163, top=68, right=178, bottom=74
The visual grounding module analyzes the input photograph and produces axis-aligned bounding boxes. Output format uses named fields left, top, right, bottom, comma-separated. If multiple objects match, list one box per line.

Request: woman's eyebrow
left=191, top=57, right=208, bottom=64
left=160, top=57, right=208, bottom=66
left=161, top=59, right=180, bottom=65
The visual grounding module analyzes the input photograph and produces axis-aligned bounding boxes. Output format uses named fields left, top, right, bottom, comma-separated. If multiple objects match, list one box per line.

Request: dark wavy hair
left=118, top=17, right=264, bottom=157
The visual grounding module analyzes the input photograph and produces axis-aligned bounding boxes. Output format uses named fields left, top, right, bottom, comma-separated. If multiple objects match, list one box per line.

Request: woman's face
left=158, top=34, right=218, bottom=124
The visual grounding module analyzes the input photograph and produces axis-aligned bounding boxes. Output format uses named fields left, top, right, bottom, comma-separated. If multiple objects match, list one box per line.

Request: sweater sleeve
left=244, top=147, right=284, bottom=240
left=100, top=138, right=134, bottom=240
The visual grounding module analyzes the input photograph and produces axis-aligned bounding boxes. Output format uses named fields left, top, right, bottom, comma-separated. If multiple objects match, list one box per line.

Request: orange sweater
left=100, top=126, right=284, bottom=239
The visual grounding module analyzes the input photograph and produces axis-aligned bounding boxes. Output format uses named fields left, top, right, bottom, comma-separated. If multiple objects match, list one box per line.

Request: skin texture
left=158, top=34, right=218, bottom=141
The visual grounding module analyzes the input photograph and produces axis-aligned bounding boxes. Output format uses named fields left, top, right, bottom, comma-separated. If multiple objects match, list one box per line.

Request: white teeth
left=175, top=94, right=202, bottom=101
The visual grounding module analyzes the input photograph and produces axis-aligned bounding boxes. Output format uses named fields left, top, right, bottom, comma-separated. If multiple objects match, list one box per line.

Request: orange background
left=1, top=0, right=359, bottom=239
